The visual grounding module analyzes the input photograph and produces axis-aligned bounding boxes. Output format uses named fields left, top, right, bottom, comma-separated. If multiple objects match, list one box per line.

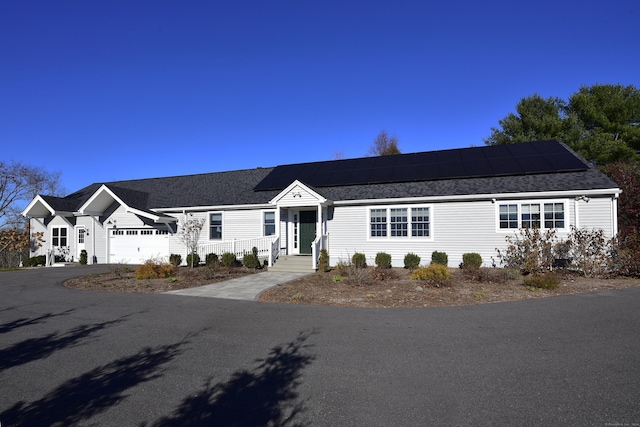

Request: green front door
left=299, top=210, right=317, bottom=255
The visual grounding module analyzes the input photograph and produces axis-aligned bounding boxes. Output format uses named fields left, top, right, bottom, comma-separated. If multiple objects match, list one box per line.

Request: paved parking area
left=1, top=266, right=639, bottom=426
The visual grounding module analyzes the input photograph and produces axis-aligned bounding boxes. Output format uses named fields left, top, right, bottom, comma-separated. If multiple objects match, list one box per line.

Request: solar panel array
left=253, top=140, right=588, bottom=191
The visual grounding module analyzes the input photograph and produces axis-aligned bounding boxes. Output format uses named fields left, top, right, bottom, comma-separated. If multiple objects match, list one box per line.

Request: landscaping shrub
left=411, top=264, right=451, bottom=287
left=404, top=253, right=421, bottom=270
left=344, top=263, right=373, bottom=286
left=375, top=252, right=392, bottom=269
left=79, top=250, right=88, bottom=265
left=372, top=266, right=397, bottom=281
left=221, top=252, right=237, bottom=267
left=135, top=259, right=177, bottom=280
left=523, top=272, right=560, bottom=290
left=461, top=253, right=482, bottom=269
left=110, top=262, right=132, bottom=278
left=431, top=251, right=448, bottom=266
left=169, top=253, right=182, bottom=267
left=205, top=253, right=219, bottom=266
left=497, top=226, right=617, bottom=277
left=501, top=268, right=521, bottom=281
left=566, top=226, right=614, bottom=277
left=614, top=228, right=640, bottom=277
left=334, top=261, right=350, bottom=276
left=318, top=249, right=330, bottom=272
left=496, top=227, right=557, bottom=274
left=242, top=247, right=261, bottom=269
left=25, top=255, right=46, bottom=267
left=352, top=252, right=367, bottom=268
left=186, top=252, right=200, bottom=268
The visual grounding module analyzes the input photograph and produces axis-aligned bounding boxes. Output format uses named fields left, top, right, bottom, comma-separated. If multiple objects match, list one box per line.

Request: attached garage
left=108, top=229, right=170, bottom=264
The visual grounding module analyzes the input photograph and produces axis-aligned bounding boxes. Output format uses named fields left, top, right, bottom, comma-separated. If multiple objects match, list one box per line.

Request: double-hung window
left=390, top=208, right=408, bottom=237
left=411, top=207, right=430, bottom=237
left=498, top=201, right=566, bottom=230
left=52, top=227, right=68, bottom=247
left=521, top=204, right=541, bottom=228
left=264, top=211, right=276, bottom=236
left=370, top=206, right=431, bottom=239
left=499, top=204, right=518, bottom=229
left=544, top=203, right=565, bottom=229
left=209, top=213, right=222, bottom=240
left=370, top=209, right=387, bottom=237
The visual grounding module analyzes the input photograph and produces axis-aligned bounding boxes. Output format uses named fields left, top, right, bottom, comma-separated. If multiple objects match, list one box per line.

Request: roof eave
left=333, top=187, right=622, bottom=206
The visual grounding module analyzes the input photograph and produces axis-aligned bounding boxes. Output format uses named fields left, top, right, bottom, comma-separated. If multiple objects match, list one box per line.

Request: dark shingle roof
left=40, top=195, right=79, bottom=212
left=57, top=141, right=618, bottom=212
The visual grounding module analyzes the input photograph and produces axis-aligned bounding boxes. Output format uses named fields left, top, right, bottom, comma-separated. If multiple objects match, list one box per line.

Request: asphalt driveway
left=1, top=266, right=639, bottom=426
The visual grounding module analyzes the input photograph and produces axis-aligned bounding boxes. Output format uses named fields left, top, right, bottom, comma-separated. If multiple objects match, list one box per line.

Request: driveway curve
left=1, top=266, right=639, bottom=426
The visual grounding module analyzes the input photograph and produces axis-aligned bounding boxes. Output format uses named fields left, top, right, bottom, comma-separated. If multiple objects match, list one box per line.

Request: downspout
left=273, top=206, right=281, bottom=266
left=612, top=193, right=619, bottom=237
left=92, top=216, right=96, bottom=264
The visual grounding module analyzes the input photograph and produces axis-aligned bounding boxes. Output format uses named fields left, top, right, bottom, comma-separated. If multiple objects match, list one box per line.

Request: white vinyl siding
left=225, top=210, right=263, bottom=240
left=575, top=196, right=615, bottom=236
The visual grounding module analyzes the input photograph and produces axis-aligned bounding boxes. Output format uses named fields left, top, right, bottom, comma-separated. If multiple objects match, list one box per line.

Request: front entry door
left=76, top=227, right=86, bottom=260
left=299, top=210, right=317, bottom=255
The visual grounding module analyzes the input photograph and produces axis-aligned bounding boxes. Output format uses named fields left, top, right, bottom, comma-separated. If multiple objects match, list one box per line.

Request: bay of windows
left=370, top=206, right=430, bottom=238
left=499, top=202, right=565, bottom=230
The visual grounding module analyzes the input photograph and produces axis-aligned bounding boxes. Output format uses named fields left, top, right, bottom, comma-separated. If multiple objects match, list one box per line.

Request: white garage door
left=109, top=229, right=170, bottom=264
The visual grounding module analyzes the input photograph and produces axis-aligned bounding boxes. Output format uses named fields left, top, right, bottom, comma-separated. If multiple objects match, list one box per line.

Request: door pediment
left=270, top=180, right=330, bottom=207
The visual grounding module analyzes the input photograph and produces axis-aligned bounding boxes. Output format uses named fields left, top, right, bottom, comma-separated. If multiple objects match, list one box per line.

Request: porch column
left=317, top=204, right=323, bottom=238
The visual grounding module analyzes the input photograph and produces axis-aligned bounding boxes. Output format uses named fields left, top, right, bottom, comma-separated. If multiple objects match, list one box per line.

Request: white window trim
left=263, top=210, right=276, bottom=237
left=495, top=199, right=569, bottom=233
left=366, top=204, right=434, bottom=241
left=51, top=226, right=69, bottom=247
left=209, top=211, right=223, bottom=240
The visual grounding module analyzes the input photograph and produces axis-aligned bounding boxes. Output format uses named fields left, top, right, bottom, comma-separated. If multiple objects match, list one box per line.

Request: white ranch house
left=23, top=141, right=620, bottom=271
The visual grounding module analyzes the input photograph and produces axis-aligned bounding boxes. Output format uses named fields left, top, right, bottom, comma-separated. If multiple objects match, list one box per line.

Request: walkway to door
left=164, top=271, right=309, bottom=300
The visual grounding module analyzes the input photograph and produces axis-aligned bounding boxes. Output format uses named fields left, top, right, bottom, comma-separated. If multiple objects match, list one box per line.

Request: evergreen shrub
left=404, top=253, right=421, bottom=270
left=351, top=252, right=367, bottom=268
left=221, top=252, right=237, bottom=267
left=375, top=252, right=392, bottom=269
left=461, top=253, right=483, bottom=269
left=431, top=251, right=448, bottom=266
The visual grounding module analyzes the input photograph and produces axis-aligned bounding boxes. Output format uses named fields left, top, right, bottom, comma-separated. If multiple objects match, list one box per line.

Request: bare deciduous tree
left=1, top=160, right=64, bottom=229
left=368, top=130, right=401, bottom=156
left=178, top=215, right=206, bottom=267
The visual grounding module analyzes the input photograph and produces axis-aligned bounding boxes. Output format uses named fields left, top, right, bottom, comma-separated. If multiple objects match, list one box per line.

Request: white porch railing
left=311, top=234, right=329, bottom=270
left=197, top=236, right=280, bottom=267
left=46, top=249, right=55, bottom=267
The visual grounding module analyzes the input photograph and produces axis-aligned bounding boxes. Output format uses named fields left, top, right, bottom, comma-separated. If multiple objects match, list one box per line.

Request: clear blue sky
left=1, top=0, right=638, bottom=194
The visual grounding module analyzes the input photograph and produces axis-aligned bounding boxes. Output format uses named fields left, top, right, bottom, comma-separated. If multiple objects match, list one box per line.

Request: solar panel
left=253, top=140, right=588, bottom=191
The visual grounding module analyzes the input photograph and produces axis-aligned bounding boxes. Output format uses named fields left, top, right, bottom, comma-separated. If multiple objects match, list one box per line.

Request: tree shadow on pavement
left=0, top=317, right=127, bottom=371
left=146, top=330, right=317, bottom=427
left=0, top=309, right=75, bottom=334
left=0, top=340, right=187, bottom=426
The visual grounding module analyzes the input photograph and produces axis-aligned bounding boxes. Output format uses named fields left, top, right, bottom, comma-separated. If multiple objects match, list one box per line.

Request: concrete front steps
left=269, top=255, right=315, bottom=273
